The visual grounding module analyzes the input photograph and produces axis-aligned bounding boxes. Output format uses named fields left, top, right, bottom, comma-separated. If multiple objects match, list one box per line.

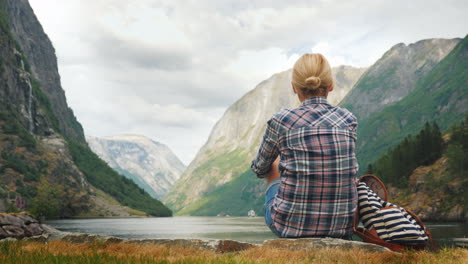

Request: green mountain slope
left=177, top=169, right=263, bottom=216
left=356, top=35, right=468, bottom=171
left=114, top=167, right=161, bottom=200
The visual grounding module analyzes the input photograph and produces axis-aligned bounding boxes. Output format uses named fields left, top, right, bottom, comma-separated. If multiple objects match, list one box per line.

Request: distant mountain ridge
left=164, top=65, right=366, bottom=215
left=340, top=38, right=460, bottom=119
left=86, top=134, right=185, bottom=199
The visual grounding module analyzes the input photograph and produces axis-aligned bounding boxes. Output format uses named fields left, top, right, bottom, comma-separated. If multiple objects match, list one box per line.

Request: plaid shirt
left=251, top=96, right=358, bottom=238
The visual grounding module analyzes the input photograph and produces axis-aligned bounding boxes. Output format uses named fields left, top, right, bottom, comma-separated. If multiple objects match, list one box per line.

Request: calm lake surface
left=46, top=217, right=468, bottom=246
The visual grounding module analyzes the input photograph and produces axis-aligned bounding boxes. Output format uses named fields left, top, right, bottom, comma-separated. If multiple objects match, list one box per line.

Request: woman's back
left=251, top=53, right=358, bottom=239
left=269, top=97, right=358, bottom=238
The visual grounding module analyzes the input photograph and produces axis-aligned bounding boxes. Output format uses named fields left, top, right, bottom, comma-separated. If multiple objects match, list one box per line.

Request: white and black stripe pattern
left=357, top=182, right=428, bottom=244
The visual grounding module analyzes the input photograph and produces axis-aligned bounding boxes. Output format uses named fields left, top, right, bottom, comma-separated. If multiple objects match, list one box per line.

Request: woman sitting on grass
left=251, top=53, right=358, bottom=239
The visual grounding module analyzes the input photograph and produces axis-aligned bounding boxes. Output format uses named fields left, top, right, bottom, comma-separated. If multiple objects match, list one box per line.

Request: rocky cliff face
left=165, top=66, right=365, bottom=214
left=0, top=0, right=91, bottom=216
left=340, top=38, right=460, bottom=120
left=389, top=156, right=467, bottom=222
left=86, top=135, right=185, bottom=199
left=5, top=0, right=85, bottom=143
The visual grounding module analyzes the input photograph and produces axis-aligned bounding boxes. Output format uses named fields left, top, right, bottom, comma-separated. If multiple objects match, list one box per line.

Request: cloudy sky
left=29, top=0, right=467, bottom=164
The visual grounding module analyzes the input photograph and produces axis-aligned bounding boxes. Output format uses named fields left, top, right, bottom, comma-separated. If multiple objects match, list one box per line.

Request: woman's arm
left=251, top=118, right=280, bottom=178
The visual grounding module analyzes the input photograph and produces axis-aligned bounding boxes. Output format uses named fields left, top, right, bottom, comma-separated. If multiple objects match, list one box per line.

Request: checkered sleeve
left=251, top=118, right=280, bottom=178
left=349, top=113, right=359, bottom=172
left=349, top=113, right=358, bottom=132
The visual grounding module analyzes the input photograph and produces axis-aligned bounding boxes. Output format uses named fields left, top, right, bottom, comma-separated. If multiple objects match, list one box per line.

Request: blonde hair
left=291, top=53, right=334, bottom=96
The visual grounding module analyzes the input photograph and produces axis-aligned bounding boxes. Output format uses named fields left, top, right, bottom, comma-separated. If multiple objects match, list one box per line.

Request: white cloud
left=224, top=47, right=300, bottom=92
left=29, top=0, right=468, bottom=163
left=310, top=42, right=350, bottom=66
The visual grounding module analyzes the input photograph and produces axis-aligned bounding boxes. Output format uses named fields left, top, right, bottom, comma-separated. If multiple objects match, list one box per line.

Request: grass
left=0, top=240, right=466, bottom=264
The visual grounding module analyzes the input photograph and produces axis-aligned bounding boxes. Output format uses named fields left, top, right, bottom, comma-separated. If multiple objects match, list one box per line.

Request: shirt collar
left=300, top=96, right=330, bottom=107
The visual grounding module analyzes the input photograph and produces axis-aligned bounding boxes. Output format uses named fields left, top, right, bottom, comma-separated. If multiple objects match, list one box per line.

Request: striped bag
left=353, top=175, right=437, bottom=252
left=357, top=182, right=428, bottom=244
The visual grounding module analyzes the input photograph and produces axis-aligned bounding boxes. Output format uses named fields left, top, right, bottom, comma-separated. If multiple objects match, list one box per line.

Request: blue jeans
left=264, top=178, right=282, bottom=237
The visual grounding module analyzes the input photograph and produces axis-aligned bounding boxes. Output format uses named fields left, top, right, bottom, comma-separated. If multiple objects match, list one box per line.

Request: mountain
left=347, top=36, right=467, bottom=171
left=340, top=38, right=461, bottom=120
left=0, top=0, right=171, bottom=217
left=5, top=0, right=85, bottom=143
left=164, top=66, right=366, bottom=215
left=86, top=135, right=185, bottom=199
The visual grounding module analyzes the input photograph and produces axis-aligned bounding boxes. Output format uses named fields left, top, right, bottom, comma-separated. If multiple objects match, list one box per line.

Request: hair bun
left=305, top=76, right=321, bottom=89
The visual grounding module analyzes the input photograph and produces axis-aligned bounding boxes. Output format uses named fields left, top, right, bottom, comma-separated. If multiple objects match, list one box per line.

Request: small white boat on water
left=248, top=209, right=256, bottom=217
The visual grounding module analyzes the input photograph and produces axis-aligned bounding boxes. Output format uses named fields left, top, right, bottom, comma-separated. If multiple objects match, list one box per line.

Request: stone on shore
left=262, top=238, right=392, bottom=253
left=125, top=238, right=256, bottom=253
left=1, top=225, right=25, bottom=238
left=0, top=213, right=45, bottom=239
left=60, top=233, right=124, bottom=244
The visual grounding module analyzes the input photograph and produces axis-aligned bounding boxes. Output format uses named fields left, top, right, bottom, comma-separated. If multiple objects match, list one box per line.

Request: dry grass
left=0, top=240, right=466, bottom=264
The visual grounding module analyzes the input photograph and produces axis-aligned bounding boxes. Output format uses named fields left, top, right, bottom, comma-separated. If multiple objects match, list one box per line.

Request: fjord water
left=46, top=217, right=467, bottom=246
left=47, top=217, right=277, bottom=243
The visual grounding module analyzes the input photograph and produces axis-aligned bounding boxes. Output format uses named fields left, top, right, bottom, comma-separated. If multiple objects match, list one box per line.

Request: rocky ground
left=0, top=212, right=48, bottom=239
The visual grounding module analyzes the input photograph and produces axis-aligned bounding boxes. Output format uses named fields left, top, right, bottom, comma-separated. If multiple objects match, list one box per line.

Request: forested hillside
left=368, top=118, right=467, bottom=220
left=366, top=122, right=444, bottom=187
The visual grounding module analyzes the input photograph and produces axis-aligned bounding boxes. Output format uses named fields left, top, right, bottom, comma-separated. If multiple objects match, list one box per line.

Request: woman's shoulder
left=268, top=106, right=308, bottom=128
left=330, top=105, right=358, bottom=130
left=271, top=107, right=295, bottom=120
left=333, top=105, right=358, bottom=121
left=271, top=104, right=358, bottom=130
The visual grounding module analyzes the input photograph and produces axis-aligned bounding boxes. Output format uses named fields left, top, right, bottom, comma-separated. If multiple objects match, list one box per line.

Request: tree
left=369, top=121, right=445, bottom=187
left=29, top=181, right=66, bottom=219
left=447, top=116, right=468, bottom=177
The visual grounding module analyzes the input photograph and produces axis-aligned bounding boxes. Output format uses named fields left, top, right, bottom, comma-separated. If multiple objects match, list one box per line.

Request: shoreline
left=1, top=213, right=467, bottom=263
